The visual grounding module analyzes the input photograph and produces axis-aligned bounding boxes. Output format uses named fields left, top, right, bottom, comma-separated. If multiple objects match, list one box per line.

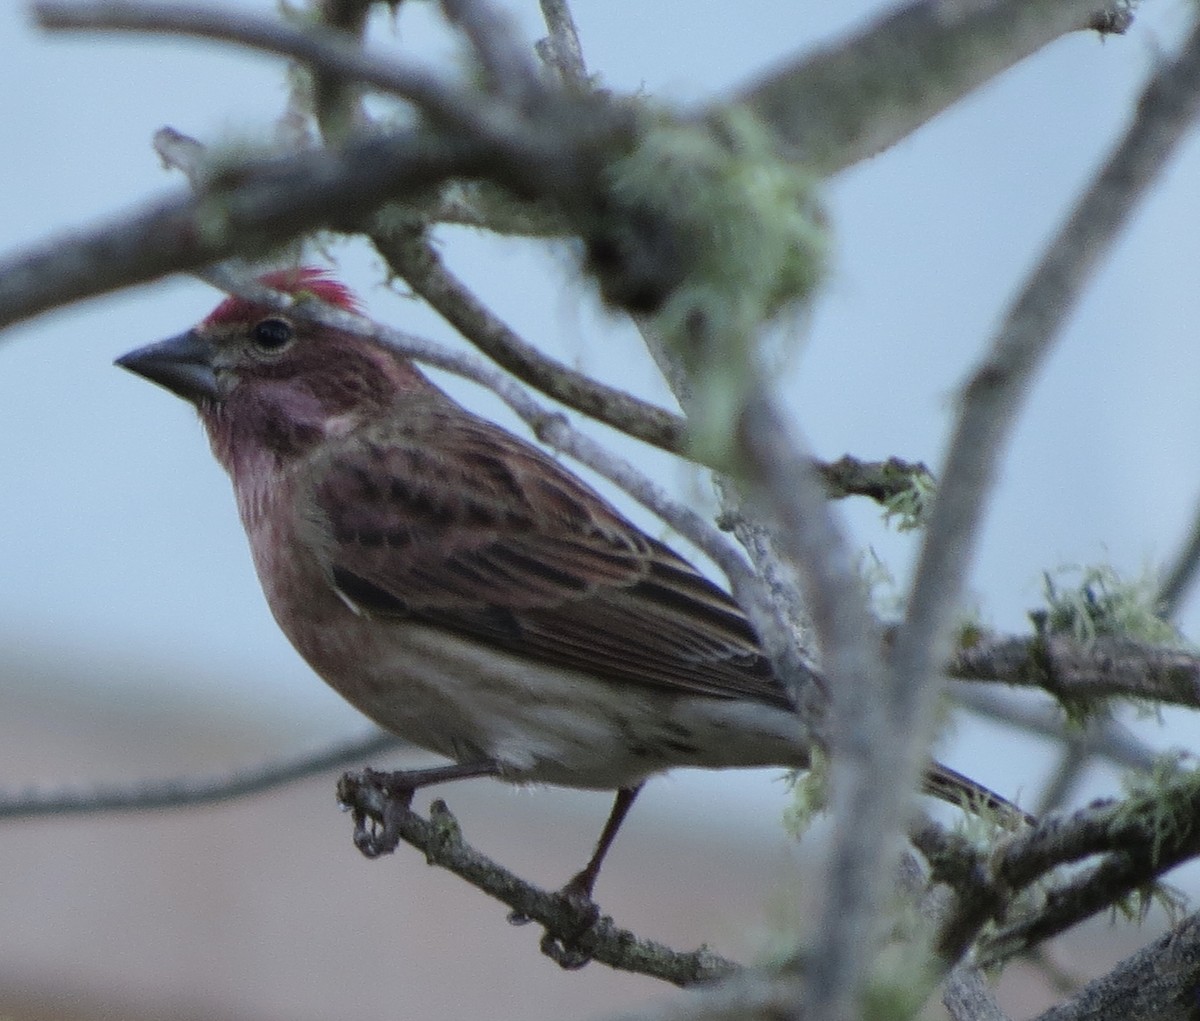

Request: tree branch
left=1032, top=909, right=1200, bottom=1021
left=949, top=632, right=1200, bottom=710
left=738, top=0, right=1133, bottom=173
left=0, top=730, right=400, bottom=819
left=919, top=760, right=1200, bottom=970
left=950, top=685, right=1158, bottom=773
left=537, top=0, right=589, bottom=87
left=439, top=0, right=540, bottom=103
left=943, top=965, right=1012, bottom=1021
left=1156, top=492, right=1200, bottom=618
left=34, top=0, right=555, bottom=151
left=370, top=226, right=690, bottom=454
left=737, top=394, right=892, bottom=1021
left=1037, top=741, right=1099, bottom=815
left=12, top=1, right=627, bottom=335
left=815, top=454, right=933, bottom=506
left=335, top=776, right=739, bottom=986
left=0, top=130, right=494, bottom=333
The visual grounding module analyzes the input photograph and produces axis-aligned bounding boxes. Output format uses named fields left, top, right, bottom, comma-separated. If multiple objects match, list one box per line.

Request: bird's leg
left=527, top=784, right=644, bottom=970
left=563, top=783, right=643, bottom=904
left=337, top=761, right=500, bottom=858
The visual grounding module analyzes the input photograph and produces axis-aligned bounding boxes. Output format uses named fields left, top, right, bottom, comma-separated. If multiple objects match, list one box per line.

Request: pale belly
left=297, top=611, right=810, bottom=788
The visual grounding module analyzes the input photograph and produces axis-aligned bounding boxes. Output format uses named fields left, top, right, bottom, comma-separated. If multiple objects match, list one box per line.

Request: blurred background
left=2, top=1, right=1199, bottom=1017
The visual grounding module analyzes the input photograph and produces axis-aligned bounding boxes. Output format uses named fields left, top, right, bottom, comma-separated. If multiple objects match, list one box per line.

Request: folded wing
left=301, top=403, right=790, bottom=708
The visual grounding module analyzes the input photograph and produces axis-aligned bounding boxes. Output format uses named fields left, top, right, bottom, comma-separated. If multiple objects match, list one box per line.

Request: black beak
left=115, top=330, right=218, bottom=404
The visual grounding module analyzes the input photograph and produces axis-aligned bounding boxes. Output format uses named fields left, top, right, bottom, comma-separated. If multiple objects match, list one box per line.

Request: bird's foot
left=338, top=761, right=497, bottom=858
left=337, top=767, right=415, bottom=858
left=532, top=871, right=603, bottom=970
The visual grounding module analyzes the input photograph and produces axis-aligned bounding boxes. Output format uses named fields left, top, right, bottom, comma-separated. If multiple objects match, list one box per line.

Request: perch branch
left=336, top=775, right=738, bottom=986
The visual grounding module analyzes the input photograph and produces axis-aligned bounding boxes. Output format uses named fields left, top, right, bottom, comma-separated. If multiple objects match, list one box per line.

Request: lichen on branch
left=586, top=106, right=828, bottom=467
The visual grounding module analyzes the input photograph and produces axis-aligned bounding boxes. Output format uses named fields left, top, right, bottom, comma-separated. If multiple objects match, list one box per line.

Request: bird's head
left=117, top=269, right=433, bottom=473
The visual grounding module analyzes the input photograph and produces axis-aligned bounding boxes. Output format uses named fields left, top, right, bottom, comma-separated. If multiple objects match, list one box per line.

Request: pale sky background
left=2, top=0, right=1200, bottom=850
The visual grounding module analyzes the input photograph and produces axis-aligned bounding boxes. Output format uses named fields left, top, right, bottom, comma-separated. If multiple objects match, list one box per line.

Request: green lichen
left=1093, top=756, right=1197, bottom=927
left=858, top=547, right=904, bottom=619
left=861, top=958, right=934, bottom=1021
left=783, top=749, right=829, bottom=837
left=954, top=609, right=988, bottom=652
left=1116, top=753, right=1200, bottom=868
left=601, top=106, right=828, bottom=468
left=1040, top=564, right=1179, bottom=648
left=1110, top=880, right=1187, bottom=927
left=882, top=470, right=936, bottom=532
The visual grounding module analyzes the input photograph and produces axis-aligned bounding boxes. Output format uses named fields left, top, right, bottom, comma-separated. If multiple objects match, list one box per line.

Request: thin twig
left=914, top=823, right=1004, bottom=967
left=311, top=0, right=374, bottom=142
left=537, top=0, right=588, bottom=86
left=1036, top=741, right=1091, bottom=816
left=1155, top=492, right=1200, bottom=618
left=815, top=454, right=933, bottom=506
left=370, top=227, right=689, bottom=454
left=439, top=0, right=539, bottom=102
left=34, top=1, right=549, bottom=151
left=980, top=851, right=1180, bottom=966
left=376, top=232, right=933, bottom=495
left=922, top=758, right=1200, bottom=970
left=0, top=731, right=401, bottom=819
left=715, top=498, right=820, bottom=691
left=948, top=686, right=1158, bottom=774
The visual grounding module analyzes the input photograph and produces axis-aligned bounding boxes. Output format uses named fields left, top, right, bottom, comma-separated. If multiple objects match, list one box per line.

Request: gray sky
left=2, top=0, right=1199, bottom=821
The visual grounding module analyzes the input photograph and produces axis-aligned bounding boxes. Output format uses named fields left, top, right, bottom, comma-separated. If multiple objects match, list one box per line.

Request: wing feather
left=303, top=402, right=790, bottom=709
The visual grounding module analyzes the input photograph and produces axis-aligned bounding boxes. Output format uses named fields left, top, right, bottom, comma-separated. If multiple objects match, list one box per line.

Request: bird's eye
left=250, top=317, right=294, bottom=352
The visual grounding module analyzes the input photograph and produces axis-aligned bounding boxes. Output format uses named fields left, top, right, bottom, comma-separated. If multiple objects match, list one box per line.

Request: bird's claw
left=539, top=929, right=594, bottom=970
left=351, top=806, right=401, bottom=858
left=534, top=878, right=603, bottom=969
left=338, top=768, right=413, bottom=858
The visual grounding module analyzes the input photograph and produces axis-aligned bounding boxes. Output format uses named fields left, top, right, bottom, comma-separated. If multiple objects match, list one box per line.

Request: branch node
left=427, top=797, right=465, bottom=858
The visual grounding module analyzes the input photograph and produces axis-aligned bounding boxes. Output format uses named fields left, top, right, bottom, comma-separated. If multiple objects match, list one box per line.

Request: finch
left=116, top=268, right=1021, bottom=897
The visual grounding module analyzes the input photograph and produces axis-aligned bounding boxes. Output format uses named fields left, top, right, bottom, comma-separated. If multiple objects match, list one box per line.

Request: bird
left=116, top=267, right=1025, bottom=902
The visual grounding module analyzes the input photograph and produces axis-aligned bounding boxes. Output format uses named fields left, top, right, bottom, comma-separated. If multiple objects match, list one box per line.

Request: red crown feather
left=203, top=268, right=361, bottom=326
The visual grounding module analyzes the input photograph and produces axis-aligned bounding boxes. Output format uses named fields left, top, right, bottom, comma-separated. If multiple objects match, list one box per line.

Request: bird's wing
left=300, top=409, right=790, bottom=708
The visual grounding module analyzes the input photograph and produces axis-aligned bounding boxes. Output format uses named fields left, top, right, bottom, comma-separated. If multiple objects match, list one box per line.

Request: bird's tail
left=922, top=761, right=1034, bottom=828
